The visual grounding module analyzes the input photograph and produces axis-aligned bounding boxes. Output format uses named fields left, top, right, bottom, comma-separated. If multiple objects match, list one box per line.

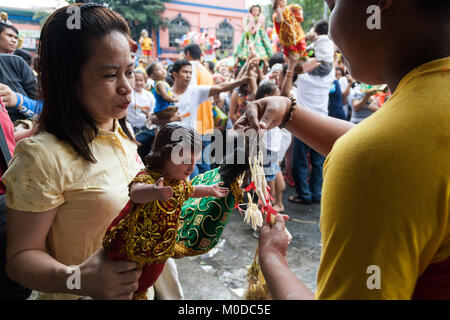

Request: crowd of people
left=0, top=0, right=448, bottom=301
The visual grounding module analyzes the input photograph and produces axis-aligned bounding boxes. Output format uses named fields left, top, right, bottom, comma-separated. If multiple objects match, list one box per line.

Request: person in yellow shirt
left=235, top=0, right=450, bottom=299
left=183, top=44, right=215, bottom=176
left=4, top=4, right=181, bottom=300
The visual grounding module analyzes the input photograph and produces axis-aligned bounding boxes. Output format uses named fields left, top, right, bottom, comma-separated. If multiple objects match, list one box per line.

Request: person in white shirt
left=168, top=59, right=251, bottom=178
left=127, top=69, right=156, bottom=160
left=290, top=41, right=335, bottom=205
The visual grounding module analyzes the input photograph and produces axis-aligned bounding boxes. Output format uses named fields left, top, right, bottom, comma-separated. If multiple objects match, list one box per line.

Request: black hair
left=37, top=4, right=137, bottom=163
left=249, top=5, right=262, bottom=15
left=314, top=20, right=329, bottom=35
left=172, top=59, right=192, bottom=74
left=255, top=81, right=279, bottom=100
left=207, top=61, right=215, bottom=73
left=0, top=21, right=18, bottom=35
left=183, top=43, right=202, bottom=60
left=269, top=52, right=285, bottom=69
left=166, top=64, right=174, bottom=86
left=219, top=144, right=250, bottom=188
left=146, top=62, right=158, bottom=77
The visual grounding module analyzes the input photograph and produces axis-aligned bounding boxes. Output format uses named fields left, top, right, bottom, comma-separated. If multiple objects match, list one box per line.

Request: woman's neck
left=97, top=119, right=115, bottom=132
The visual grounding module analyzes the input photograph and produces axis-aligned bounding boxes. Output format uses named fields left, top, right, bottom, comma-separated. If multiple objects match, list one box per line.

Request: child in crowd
left=128, top=70, right=155, bottom=131
left=306, top=20, right=335, bottom=77
left=103, top=123, right=229, bottom=300
left=147, top=62, right=180, bottom=120
left=128, top=70, right=157, bottom=160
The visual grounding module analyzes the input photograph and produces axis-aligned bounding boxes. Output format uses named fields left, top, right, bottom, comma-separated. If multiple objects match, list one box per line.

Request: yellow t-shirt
left=3, top=121, right=145, bottom=299
left=317, top=57, right=450, bottom=299
left=193, top=62, right=215, bottom=135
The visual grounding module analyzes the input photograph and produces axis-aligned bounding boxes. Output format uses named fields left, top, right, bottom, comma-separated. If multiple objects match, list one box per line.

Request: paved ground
left=176, top=183, right=322, bottom=300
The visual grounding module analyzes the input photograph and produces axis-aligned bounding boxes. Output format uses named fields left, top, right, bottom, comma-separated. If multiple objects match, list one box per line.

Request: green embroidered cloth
left=175, top=167, right=241, bottom=256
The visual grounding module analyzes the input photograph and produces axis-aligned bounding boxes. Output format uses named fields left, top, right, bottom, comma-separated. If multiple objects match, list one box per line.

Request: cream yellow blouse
left=3, top=121, right=145, bottom=299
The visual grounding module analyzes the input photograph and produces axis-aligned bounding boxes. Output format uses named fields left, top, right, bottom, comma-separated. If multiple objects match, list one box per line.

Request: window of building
left=169, top=15, right=190, bottom=47
left=216, top=20, right=234, bottom=50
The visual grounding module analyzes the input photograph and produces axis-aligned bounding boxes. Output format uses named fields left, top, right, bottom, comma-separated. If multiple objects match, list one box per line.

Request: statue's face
left=251, top=6, right=260, bottom=16
left=277, top=0, right=286, bottom=9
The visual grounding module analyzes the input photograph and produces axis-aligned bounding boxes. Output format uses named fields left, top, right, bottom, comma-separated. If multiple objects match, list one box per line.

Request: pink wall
left=158, top=0, right=248, bottom=60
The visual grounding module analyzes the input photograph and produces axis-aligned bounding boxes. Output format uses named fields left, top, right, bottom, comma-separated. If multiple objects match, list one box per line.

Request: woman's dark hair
left=145, top=123, right=202, bottom=173
left=37, top=4, right=137, bottom=163
left=255, top=81, right=279, bottom=100
left=183, top=43, right=202, bottom=60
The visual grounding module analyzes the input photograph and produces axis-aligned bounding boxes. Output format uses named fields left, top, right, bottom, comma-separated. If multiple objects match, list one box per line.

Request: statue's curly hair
left=145, top=123, right=202, bottom=173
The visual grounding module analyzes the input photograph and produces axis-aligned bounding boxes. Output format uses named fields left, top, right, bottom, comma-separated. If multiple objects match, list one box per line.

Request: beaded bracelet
left=279, top=96, right=297, bottom=129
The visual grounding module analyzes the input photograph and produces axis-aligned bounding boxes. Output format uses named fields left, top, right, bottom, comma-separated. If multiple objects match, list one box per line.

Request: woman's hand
left=234, top=96, right=291, bottom=131
left=78, top=247, right=142, bottom=300
left=259, top=214, right=290, bottom=260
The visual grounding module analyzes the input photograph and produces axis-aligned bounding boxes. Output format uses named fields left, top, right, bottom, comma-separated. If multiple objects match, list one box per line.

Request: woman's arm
left=259, top=215, right=315, bottom=300
left=6, top=207, right=142, bottom=299
left=234, top=96, right=354, bottom=157
left=6, top=207, right=70, bottom=293
left=209, top=77, right=250, bottom=98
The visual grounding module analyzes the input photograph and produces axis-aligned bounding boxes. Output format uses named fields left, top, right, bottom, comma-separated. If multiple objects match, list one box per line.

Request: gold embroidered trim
left=133, top=291, right=148, bottom=300
left=104, top=170, right=193, bottom=269
left=279, top=5, right=306, bottom=47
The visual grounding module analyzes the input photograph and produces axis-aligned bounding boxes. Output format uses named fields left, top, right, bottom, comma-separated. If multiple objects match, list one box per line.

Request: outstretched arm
left=190, top=184, right=229, bottom=198
left=234, top=96, right=354, bottom=157
left=209, top=77, right=250, bottom=97
left=130, top=178, right=173, bottom=203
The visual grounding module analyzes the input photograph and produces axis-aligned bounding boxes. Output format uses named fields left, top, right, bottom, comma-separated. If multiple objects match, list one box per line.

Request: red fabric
left=412, top=256, right=450, bottom=299
left=105, top=200, right=168, bottom=294
left=273, top=19, right=307, bottom=57
left=0, top=101, right=16, bottom=195
left=105, top=175, right=184, bottom=297
left=245, top=182, right=255, bottom=192
left=136, top=262, right=165, bottom=294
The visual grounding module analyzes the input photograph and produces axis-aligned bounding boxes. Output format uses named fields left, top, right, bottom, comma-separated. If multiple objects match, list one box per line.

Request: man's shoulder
left=0, top=53, right=27, bottom=68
